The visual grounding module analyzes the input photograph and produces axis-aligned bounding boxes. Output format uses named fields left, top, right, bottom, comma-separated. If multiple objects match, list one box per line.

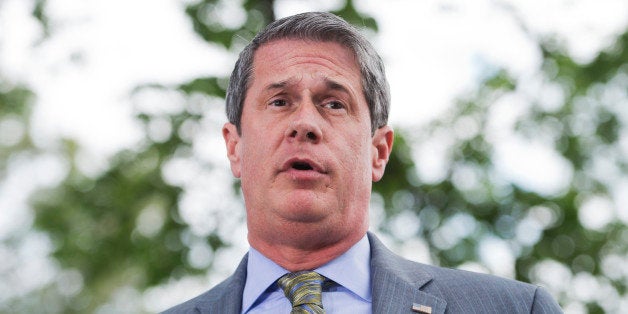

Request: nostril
left=306, top=132, right=316, bottom=140
left=290, top=130, right=298, bottom=138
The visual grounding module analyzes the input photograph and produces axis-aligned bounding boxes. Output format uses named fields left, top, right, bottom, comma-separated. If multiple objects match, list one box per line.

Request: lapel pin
left=412, top=303, right=432, bottom=314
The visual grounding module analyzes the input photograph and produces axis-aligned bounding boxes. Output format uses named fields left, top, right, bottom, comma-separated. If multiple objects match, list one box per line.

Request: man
left=164, top=12, right=562, bottom=313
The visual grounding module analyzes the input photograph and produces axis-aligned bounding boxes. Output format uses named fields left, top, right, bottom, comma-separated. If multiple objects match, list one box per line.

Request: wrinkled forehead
left=248, top=40, right=363, bottom=95
left=253, top=37, right=359, bottom=65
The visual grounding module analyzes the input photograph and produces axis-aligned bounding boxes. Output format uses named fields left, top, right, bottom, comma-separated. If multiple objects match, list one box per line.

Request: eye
left=322, top=100, right=345, bottom=110
left=270, top=99, right=288, bottom=107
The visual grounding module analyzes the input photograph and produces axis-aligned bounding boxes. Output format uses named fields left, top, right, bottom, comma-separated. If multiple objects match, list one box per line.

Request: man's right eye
left=270, top=99, right=287, bottom=107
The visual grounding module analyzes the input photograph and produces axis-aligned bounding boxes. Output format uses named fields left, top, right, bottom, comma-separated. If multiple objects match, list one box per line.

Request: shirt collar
left=242, top=246, right=287, bottom=312
left=315, top=235, right=372, bottom=302
left=242, top=234, right=372, bottom=312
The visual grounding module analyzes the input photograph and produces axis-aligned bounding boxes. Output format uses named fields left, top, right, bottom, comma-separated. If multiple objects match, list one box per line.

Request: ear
left=222, top=122, right=242, bottom=178
left=371, top=125, right=394, bottom=182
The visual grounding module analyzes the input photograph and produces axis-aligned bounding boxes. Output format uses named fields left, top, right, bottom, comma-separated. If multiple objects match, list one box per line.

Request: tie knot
left=278, top=271, right=325, bottom=313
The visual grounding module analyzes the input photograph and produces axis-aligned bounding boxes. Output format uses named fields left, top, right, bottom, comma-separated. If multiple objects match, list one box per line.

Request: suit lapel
left=368, top=233, right=447, bottom=314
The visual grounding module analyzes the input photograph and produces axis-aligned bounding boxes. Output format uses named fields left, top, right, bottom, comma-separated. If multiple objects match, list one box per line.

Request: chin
left=278, top=193, right=333, bottom=223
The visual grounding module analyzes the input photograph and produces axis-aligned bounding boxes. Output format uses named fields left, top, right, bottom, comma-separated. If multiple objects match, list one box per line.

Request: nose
left=285, top=103, right=323, bottom=144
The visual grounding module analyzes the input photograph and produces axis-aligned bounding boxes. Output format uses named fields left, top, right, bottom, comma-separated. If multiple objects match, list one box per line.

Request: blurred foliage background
left=1, top=0, right=627, bottom=313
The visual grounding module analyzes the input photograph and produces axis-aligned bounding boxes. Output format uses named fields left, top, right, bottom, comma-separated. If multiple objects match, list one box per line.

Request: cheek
left=240, top=142, right=263, bottom=174
left=239, top=143, right=266, bottom=203
left=341, top=134, right=373, bottom=177
left=239, top=130, right=279, bottom=179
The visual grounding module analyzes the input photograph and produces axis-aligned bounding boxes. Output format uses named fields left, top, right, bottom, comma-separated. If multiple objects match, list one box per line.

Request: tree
left=374, top=27, right=628, bottom=314
left=1, top=0, right=626, bottom=313
left=2, top=0, right=378, bottom=313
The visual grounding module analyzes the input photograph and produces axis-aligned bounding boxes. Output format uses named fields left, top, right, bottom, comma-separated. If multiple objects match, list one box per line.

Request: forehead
left=250, top=39, right=361, bottom=87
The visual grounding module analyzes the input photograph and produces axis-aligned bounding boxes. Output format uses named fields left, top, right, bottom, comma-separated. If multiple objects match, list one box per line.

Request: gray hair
left=225, top=12, right=390, bottom=134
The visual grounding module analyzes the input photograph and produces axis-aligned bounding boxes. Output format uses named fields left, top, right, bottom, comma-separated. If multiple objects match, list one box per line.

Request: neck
left=248, top=227, right=366, bottom=272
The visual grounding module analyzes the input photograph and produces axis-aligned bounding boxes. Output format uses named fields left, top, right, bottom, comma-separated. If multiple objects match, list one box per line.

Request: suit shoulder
left=420, top=264, right=561, bottom=313
left=427, top=264, right=535, bottom=291
left=368, top=233, right=562, bottom=312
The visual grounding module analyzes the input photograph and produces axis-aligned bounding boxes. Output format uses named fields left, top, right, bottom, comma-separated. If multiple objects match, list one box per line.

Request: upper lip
left=281, top=157, right=327, bottom=173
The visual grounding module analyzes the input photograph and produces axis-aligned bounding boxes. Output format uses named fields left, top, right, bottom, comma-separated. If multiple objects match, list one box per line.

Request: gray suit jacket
left=163, top=233, right=562, bottom=313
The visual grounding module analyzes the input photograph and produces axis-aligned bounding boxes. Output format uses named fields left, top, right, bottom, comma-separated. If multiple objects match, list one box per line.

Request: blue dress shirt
left=242, top=235, right=372, bottom=313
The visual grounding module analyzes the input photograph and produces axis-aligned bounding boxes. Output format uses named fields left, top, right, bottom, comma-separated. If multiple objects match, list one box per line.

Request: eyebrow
left=264, top=81, right=289, bottom=91
left=263, top=77, right=352, bottom=95
left=324, top=79, right=351, bottom=95
left=263, top=78, right=297, bottom=92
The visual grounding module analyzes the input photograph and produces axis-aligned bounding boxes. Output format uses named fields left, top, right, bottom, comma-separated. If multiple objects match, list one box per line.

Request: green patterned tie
left=277, top=271, right=326, bottom=314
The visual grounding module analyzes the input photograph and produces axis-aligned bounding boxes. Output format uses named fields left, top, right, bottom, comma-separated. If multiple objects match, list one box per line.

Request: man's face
left=223, top=39, right=392, bottom=250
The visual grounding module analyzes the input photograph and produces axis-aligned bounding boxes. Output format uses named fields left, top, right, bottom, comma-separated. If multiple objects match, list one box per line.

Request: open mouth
left=282, top=158, right=325, bottom=175
left=291, top=161, right=314, bottom=171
